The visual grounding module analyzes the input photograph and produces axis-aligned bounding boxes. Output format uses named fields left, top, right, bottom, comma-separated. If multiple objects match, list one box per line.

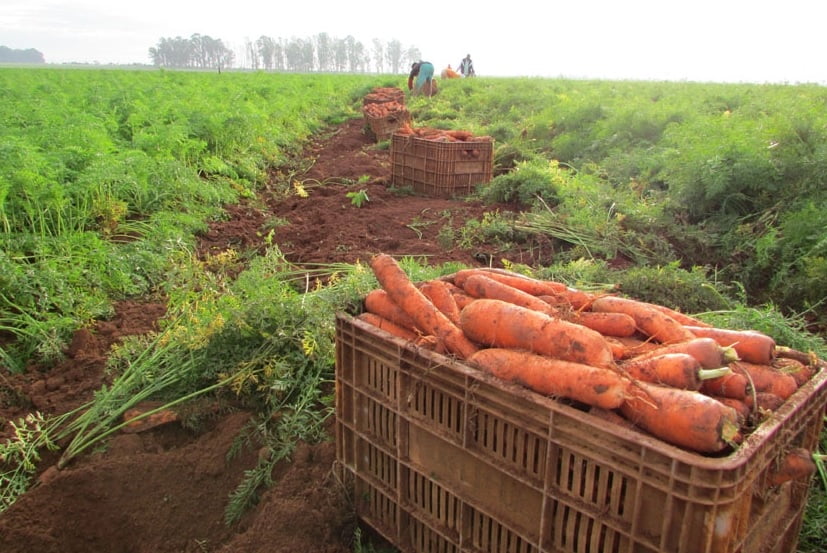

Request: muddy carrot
left=772, top=357, right=816, bottom=387
left=745, top=392, right=786, bottom=413
left=419, top=279, right=461, bottom=325
left=767, top=448, right=817, bottom=486
left=645, top=303, right=712, bottom=328
left=370, top=254, right=478, bottom=359
left=627, top=337, right=738, bottom=369
left=619, top=381, right=741, bottom=453
left=684, top=325, right=776, bottom=365
left=730, top=360, right=798, bottom=400
left=711, top=397, right=751, bottom=426
left=460, top=298, right=616, bottom=369
left=357, top=312, right=419, bottom=341
left=548, top=307, right=637, bottom=337
left=468, top=348, right=629, bottom=409
left=451, top=268, right=567, bottom=296
left=613, top=335, right=661, bottom=359
left=699, top=371, right=750, bottom=400
left=621, top=352, right=731, bottom=390
left=540, top=288, right=597, bottom=310
left=364, top=288, right=418, bottom=330
left=461, top=273, right=555, bottom=314
left=591, top=295, right=697, bottom=344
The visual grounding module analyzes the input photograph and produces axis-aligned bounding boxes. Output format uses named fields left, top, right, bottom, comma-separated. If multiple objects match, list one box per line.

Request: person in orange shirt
left=441, top=64, right=460, bottom=79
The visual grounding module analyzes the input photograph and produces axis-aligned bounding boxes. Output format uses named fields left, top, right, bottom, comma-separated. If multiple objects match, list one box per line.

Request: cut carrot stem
left=684, top=325, right=776, bottom=365
left=460, top=298, right=616, bottom=369
left=620, top=352, right=728, bottom=390
left=370, top=254, right=478, bottom=359
left=619, top=381, right=741, bottom=453
left=591, top=295, right=696, bottom=344
left=468, top=348, right=629, bottom=410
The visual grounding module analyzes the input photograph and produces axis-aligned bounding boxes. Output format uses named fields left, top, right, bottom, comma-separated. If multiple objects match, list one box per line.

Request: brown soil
left=0, top=117, right=548, bottom=553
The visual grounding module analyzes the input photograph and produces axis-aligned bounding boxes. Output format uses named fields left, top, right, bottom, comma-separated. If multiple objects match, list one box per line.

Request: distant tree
left=0, top=46, right=45, bottom=64
left=372, top=39, right=384, bottom=73
left=385, top=40, right=404, bottom=74
left=315, top=33, right=333, bottom=72
left=405, top=47, right=422, bottom=68
left=257, top=36, right=278, bottom=70
left=149, top=35, right=234, bottom=69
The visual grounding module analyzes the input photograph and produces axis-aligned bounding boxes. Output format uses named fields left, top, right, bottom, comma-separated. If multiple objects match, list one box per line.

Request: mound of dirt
left=0, top=116, right=545, bottom=553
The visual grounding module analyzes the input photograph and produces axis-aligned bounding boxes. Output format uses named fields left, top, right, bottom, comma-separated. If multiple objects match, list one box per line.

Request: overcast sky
left=1, top=0, right=822, bottom=84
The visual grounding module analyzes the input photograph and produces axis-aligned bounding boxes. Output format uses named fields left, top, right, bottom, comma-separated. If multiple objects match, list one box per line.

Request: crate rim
left=337, top=311, right=827, bottom=471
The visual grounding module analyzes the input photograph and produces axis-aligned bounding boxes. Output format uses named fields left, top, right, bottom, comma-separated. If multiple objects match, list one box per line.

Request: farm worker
left=408, top=61, right=436, bottom=96
left=441, top=64, right=460, bottom=79
left=459, top=54, right=475, bottom=77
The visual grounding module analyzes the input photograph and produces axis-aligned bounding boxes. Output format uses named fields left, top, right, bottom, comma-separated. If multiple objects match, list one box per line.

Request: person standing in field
left=459, top=54, right=475, bottom=77
left=408, top=61, right=436, bottom=96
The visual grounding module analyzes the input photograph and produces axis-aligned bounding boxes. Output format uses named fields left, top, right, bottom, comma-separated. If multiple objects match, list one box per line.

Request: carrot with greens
left=772, top=357, right=815, bottom=387
left=461, top=273, right=555, bottom=314
left=591, top=295, right=696, bottom=344
left=451, top=268, right=567, bottom=296
left=619, top=381, right=741, bottom=453
left=460, top=299, right=616, bottom=369
left=699, top=371, right=750, bottom=400
left=468, top=348, right=629, bottom=409
left=684, top=325, right=776, bottom=365
left=730, top=360, right=798, bottom=400
left=419, top=279, right=462, bottom=325
left=620, top=352, right=731, bottom=390
left=626, top=337, right=738, bottom=369
left=370, top=254, right=478, bottom=359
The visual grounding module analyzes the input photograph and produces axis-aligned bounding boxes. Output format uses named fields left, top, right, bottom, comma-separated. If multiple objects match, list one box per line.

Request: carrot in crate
left=468, top=348, right=629, bottom=410
left=620, top=352, right=731, bottom=390
left=684, top=325, right=776, bottom=365
left=626, top=337, right=738, bottom=369
left=419, top=279, right=461, bottom=325
left=451, top=268, right=567, bottom=296
left=460, top=298, right=616, bottom=369
left=591, top=295, right=696, bottom=344
left=730, top=360, right=798, bottom=400
left=700, top=371, right=751, bottom=400
left=364, top=288, right=417, bottom=331
left=370, top=254, right=477, bottom=359
left=460, top=273, right=555, bottom=314
left=619, top=381, right=741, bottom=453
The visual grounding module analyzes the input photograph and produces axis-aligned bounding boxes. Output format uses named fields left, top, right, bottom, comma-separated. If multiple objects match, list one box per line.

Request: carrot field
left=1, top=67, right=826, bottom=552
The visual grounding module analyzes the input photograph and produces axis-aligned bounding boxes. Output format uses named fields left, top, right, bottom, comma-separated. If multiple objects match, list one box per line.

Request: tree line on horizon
left=0, top=46, right=45, bottom=64
left=148, top=33, right=422, bottom=73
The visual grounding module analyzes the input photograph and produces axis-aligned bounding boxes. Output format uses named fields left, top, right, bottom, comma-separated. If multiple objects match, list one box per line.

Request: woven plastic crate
left=365, top=110, right=411, bottom=142
left=334, top=313, right=827, bottom=553
left=390, top=134, right=493, bottom=198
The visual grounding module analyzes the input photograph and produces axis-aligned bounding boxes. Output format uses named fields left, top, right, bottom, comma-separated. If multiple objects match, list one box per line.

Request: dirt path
left=0, top=116, right=544, bottom=553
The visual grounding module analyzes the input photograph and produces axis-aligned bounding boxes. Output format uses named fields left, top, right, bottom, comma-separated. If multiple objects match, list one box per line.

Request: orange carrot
left=461, top=273, right=554, bottom=314
left=711, top=397, right=751, bottom=426
left=460, top=299, right=616, bottom=369
left=539, top=288, right=596, bottom=310
left=604, top=336, right=629, bottom=361
left=684, top=325, right=776, bottom=365
left=699, top=371, right=750, bottom=400
left=644, top=303, right=712, bottom=328
left=370, top=254, right=478, bottom=359
left=364, top=288, right=418, bottom=330
left=730, top=360, right=798, bottom=400
left=745, top=392, right=786, bottom=413
left=468, top=348, right=629, bottom=409
left=358, top=312, right=419, bottom=341
left=626, top=337, right=738, bottom=369
left=619, top=381, right=741, bottom=453
left=548, top=306, right=637, bottom=337
left=591, top=295, right=696, bottom=344
left=451, top=268, right=567, bottom=296
left=419, top=279, right=461, bottom=325
left=767, top=448, right=816, bottom=486
left=772, top=357, right=815, bottom=387
left=613, top=335, right=661, bottom=359
left=620, top=352, right=731, bottom=390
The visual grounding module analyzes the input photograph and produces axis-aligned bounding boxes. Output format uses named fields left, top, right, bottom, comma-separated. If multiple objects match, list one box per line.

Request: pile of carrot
left=394, top=122, right=493, bottom=143
left=362, top=86, right=406, bottom=106
left=358, top=254, right=824, bottom=455
left=362, top=100, right=408, bottom=119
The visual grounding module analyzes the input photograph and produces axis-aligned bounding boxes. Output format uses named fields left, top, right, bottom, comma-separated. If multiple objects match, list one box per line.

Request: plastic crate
left=390, top=134, right=493, bottom=198
left=365, top=110, right=411, bottom=142
left=334, top=313, right=827, bottom=553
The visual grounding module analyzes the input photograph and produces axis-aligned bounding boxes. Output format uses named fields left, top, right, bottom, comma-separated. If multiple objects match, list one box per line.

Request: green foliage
left=346, top=189, right=370, bottom=207
left=478, top=158, right=562, bottom=206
